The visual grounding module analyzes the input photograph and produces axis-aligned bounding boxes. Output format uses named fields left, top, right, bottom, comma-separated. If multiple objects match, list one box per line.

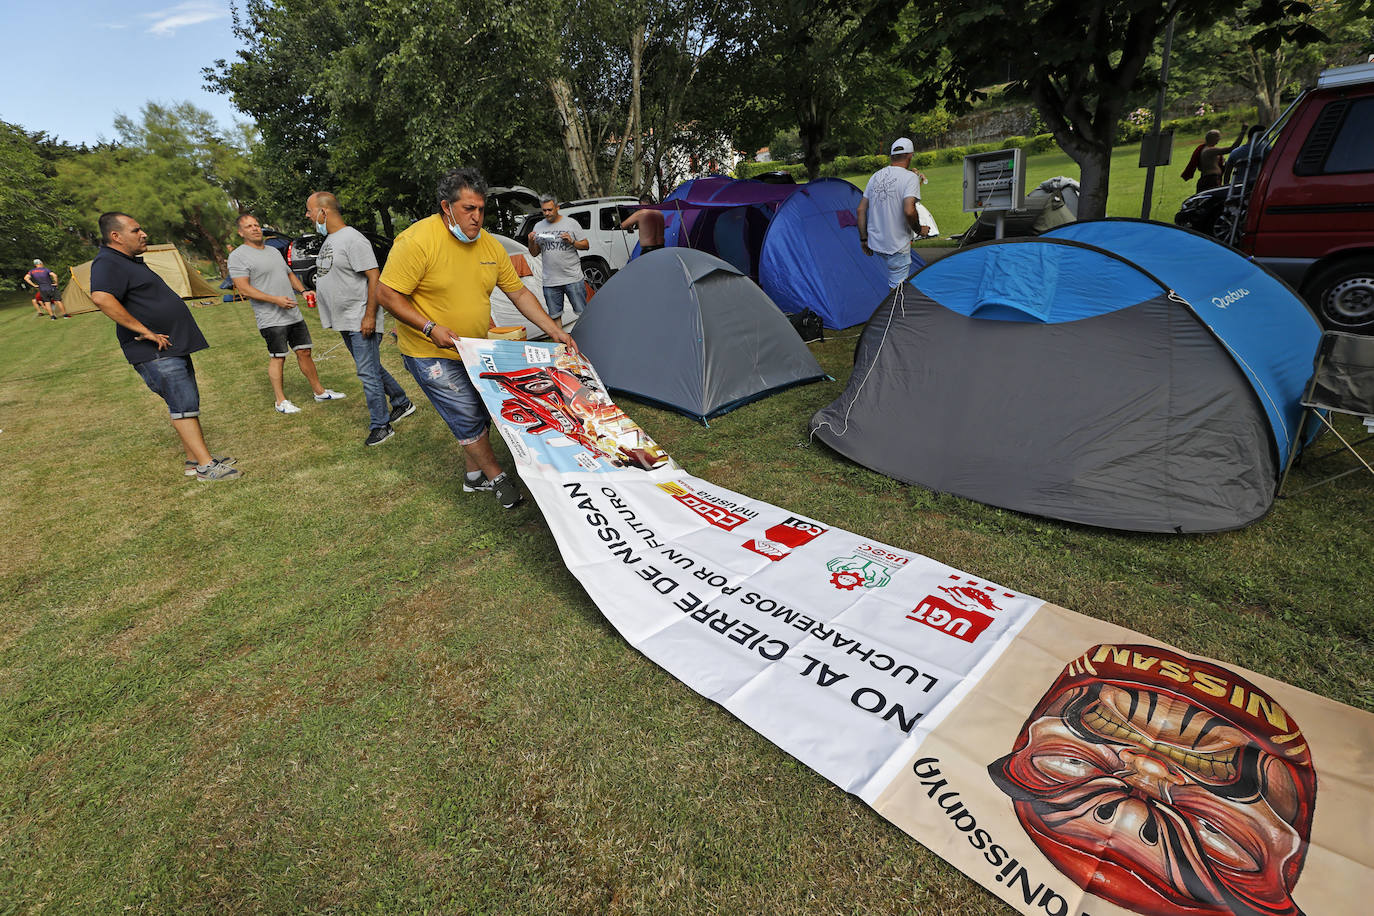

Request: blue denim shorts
left=260, top=320, right=313, bottom=357
left=134, top=355, right=201, bottom=419
left=542, top=282, right=587, bottom=318
left=402, top=355, right=489, bottom=445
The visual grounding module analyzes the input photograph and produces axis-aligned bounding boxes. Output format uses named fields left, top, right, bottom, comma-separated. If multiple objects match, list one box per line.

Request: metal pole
left=1141, top=14, right=1177, bottom=220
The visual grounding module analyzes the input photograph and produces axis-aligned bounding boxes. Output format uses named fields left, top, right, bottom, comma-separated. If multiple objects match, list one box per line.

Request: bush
left=734, top=160, right=808, bottom=180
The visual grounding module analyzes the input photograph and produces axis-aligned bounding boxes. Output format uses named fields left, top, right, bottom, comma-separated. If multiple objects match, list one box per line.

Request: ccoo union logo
left=1212, top=287, right=1250, bottom=309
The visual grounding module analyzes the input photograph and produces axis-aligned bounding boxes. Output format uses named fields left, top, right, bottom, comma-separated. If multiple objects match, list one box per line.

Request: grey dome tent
left=809, top=222, right=1321, bottom=533
left=571, top=248, right=827, bottom=422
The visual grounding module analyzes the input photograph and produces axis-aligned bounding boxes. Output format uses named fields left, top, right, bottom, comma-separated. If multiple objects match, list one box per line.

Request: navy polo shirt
left=89, top=246, right=209, bottom=365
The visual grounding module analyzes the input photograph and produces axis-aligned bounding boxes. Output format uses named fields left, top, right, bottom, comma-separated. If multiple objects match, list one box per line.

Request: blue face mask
left=445, top=205, right=479, bottom=243
left=315, top=220, right=328, bottom=236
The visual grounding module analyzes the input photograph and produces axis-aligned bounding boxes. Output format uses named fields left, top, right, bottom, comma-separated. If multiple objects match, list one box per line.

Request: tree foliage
left=0, top=122, right=91, bottom=285
left=55, top=103, right=258, bottom=272
left=874, top=0, right=1332, bottom=218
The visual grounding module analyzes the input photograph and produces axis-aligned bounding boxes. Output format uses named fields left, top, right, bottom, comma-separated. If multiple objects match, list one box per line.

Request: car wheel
left=582, top=258, right=611, bottom=290
left=1307, top=257, right=1374, bottom=332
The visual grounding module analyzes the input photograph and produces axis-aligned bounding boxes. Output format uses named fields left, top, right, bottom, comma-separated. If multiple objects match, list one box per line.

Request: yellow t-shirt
left=380, top=214, right=524, bottom=360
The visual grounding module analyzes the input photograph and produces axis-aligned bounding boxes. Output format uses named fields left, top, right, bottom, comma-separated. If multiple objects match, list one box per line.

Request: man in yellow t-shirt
left=379, top=168, right=576, bottom=509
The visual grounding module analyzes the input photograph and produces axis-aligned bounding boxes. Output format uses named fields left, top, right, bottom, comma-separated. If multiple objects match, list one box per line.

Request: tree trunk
left=799, top=107, right=828, bottom=182
left=378, top=207, right=394, bottom=238
left=548, top=75, right=599, bottom=197
left=630, top=26, right=644, bottom=193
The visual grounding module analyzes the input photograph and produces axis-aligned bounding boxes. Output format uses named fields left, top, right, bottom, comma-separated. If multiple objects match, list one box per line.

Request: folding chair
left=1278, top=330, right=1374, bottom=497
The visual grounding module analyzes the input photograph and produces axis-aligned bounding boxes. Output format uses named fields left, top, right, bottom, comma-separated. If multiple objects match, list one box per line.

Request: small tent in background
left=63, top=244, right=220, bottom=314
left=572, top=248, right=827, bottom=422
left=657, top=177, right=910, bottom=329
left=487, top=233, right=579, bottom=338
left=810, top=225, right=1321, bottom=533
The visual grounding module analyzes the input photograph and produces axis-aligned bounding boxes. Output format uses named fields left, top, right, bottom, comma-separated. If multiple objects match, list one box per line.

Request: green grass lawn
left=1, top=282, right=1370, bottom=914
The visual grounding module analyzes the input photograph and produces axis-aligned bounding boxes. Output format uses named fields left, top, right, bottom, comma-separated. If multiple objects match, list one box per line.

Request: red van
left=1175, top=62, right=1374, bottom=331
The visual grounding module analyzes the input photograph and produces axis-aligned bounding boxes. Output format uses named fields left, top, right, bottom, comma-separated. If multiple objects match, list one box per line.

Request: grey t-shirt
left=532, top=217, right=586, bottom=287
left=314, top=226, right=379, bottom=332
left=228, top=243, right=300, bottom=330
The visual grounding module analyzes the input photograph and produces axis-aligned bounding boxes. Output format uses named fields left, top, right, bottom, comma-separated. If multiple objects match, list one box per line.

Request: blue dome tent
left=810, top=225, right=1322, bottom=533
left=657, top=177, right=916, bottom=329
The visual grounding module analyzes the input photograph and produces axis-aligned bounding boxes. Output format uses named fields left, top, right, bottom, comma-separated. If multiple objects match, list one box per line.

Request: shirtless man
left=621, top=195, right=666, bottom=256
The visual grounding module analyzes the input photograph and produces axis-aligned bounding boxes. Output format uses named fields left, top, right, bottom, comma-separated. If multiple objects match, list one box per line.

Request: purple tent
left=641, top=177, right=907, bottom=329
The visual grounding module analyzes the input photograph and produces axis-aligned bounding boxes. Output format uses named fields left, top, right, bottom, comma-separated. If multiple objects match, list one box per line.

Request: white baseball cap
left=891, top=137, right=914, bottom=155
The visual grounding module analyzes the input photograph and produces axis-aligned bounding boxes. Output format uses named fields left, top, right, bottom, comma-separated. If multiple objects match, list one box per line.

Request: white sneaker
left=276, top=399, right=302, bottom=414
left=314, top=389, right=347, bottom=401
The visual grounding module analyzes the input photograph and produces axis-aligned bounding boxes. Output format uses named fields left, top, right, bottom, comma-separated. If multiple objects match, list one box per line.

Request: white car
left=516, top=196, right=640, bottom=288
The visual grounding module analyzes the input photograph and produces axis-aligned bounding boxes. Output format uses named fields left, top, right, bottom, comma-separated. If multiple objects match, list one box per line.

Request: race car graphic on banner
left=457, top=338, right=1373, bottom=916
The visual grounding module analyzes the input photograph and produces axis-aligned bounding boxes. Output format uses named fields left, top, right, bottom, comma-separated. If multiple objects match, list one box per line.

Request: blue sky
left=1, top=1, right=247, bottom=145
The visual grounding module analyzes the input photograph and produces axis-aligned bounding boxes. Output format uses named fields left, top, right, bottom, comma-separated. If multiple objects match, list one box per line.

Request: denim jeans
left=341, top=331, right=410, bottom=430
left=133, top=355, right=201, bottom=419
left=878, top=249, right=913, bottom=288
left=402, top=354, right=488, bottom=445
left=542, top=282, right=587, bottom=318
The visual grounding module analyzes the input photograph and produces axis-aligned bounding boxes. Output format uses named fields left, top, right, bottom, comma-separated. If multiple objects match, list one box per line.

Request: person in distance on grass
left=305, top=191, right=415, bottom=447
left=857, top=137, right=930, bottom=289
left=87, top=212, right=240, bottom=482
left=378, top=167, right=577, bottom=509
left=228, top=213, right=347, bottom=415
left=620, top=194, right=665, bottom=256
left=24, top=259, right=70, bottom=319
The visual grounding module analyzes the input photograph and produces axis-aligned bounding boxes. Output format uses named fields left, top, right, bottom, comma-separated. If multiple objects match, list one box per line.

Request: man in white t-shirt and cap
left=858, top=137, right=930, bottom=288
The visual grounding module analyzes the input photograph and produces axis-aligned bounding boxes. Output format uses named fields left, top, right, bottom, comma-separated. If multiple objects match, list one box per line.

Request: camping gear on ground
left=487, top=325, right=528, bottom=340
left=656, top=176, right=913, bottom=330
left=571, top=248, right=827, bottom=422
left=956, top=176, right=1079, bottom=246
left=1278, top=330, right=1374, bottom=496
left=787, top=308, right=825, bottom=342
left=63, top=244, right=221, bottom=314
left=810, top=221, right=1322, bottom=533
left=488, top=233, right=580, bottom=338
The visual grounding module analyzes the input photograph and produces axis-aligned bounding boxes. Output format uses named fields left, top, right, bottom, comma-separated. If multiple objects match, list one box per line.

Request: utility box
left=963, top=149, right=1026, bottom=213
left=1138, top=130, right=1174, bottom=167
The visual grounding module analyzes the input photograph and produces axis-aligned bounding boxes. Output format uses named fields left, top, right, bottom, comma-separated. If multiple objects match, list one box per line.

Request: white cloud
left=143, top=1, right=226, bottom=37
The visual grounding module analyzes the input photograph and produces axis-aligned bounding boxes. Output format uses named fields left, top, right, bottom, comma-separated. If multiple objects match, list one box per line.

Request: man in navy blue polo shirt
left=88, top=212, right=241, bottom=482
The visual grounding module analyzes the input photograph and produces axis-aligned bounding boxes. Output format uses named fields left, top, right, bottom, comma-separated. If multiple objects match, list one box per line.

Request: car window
left=569, top=211, right=591, bottom=231
left=599, top=207, right=621, bottom=231
left=1324, top=97, right=1374, bottom=173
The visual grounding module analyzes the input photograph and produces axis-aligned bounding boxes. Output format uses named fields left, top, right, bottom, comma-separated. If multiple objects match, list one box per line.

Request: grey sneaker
left=491, top=472, right=523, bottom=509
left=195, top=459, right=242, bottom=482
left=388, top=403, right=416, bottom=424
left=365, top=424, right=395, bottom=446
left=185, top=455, right=236, bottom=476
left=463, top=471, right=493, bottom=493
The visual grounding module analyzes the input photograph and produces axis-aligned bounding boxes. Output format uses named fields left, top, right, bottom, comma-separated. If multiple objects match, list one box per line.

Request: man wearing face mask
left=307, top=191, right=415, bottom=447
left=378, top=168, right=577, bottom=509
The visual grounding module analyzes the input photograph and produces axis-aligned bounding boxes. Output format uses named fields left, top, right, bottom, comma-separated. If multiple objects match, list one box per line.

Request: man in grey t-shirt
left=228, top=213, right=345, bottom=414
left=526, top=195, right=589, bottom=319
left=307, top=191, right=414, bottom=446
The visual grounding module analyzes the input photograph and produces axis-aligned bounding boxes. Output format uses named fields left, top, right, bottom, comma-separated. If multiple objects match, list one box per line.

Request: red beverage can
left=305, top=291, right=317, bottom=308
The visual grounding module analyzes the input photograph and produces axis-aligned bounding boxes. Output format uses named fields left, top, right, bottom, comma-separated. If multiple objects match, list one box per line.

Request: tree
left=707, top=0, right=912, bottom=179
left=876, top=0, right=1324, bottom=219
left=56, top=103, right=256, bottom=272
left=1170, top=0, right=1366, bottom=124
left=0, top=122, right=89, bottom=285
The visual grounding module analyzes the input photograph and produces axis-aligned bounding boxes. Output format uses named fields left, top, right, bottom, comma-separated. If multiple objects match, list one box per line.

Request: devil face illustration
left=989, top=645, right=1316, bottom=916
